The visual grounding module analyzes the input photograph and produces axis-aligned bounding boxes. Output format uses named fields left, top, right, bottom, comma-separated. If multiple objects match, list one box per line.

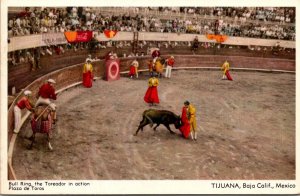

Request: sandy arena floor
left=14, top=70, right=295, bottom=180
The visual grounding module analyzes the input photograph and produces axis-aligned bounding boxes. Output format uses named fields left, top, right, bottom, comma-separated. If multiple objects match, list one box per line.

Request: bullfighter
left=221, top=60, right=233, bottom=80
left=82, top=59, right=94, bottom=88
left=179, top=101, right=191, bottom=139
left=144, top=76, right=159, bottom=106
left=185, top=101, right=197, bottom=140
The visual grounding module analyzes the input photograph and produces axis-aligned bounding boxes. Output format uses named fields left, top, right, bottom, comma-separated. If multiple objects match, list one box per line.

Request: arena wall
left=8, top=48, right=295, bottom=94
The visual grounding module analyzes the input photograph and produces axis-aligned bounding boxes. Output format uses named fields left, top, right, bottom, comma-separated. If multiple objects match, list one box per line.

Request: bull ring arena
left=6, top=7, right=295, bottom=181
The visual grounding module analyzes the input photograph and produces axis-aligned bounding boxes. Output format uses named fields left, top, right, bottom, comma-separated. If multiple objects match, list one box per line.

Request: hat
left=47, top=79, right=56, bottom=84
left=24, top=90, right=32, bottom=96
left=171, top=56, right=174, bottom=59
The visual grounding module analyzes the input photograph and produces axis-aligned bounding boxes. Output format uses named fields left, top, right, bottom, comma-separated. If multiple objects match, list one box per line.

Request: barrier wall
left=7, top=55, right=295, bottom=179
left=118, top=55, right=296, bottom=72
left=8, top=32, right=295, bottom=52
left=8, top=46, right=296, bottom=95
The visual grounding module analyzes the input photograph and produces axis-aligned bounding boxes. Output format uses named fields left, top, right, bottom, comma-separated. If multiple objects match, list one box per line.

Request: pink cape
left=225, top=70, right=233, bottom=80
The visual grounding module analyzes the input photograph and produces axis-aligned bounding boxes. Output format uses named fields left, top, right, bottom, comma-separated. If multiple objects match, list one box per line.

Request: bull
left=134, top=109, right=181, bottom=136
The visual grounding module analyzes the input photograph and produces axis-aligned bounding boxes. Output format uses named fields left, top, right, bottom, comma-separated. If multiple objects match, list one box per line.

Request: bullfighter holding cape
left=221, top=60, right=233, bottom=80
left=187, top=101, right=197, bottom=140
left=144, top=76, right=159, bottom=105
left=82, top=59, right=94, bottom=88
left=180, top=101, right=197, bottom=140
left=179, top=103, right=190, bottom=138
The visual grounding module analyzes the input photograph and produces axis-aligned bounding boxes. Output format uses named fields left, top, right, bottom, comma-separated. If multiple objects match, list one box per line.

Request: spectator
left=192, top=36, right=199, bottom=51
left=32, top=47, right=41, bottom=70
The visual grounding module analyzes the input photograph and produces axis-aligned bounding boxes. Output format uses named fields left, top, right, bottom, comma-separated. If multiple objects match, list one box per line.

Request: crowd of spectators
left=7, top=7, right=295, bottom=69
left=8, top=7, right=295, bottom=41
left=176, top=7, right=295, bottom=24
left=100, top=7, right=295, bottom=24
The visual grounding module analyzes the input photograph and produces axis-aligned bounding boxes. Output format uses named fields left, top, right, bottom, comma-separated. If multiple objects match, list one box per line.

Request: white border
left=5, top=0, right=300, bottom=7
left=1, top=0, right=8, bottom=194
left=1, top=0, right=299, bottom=194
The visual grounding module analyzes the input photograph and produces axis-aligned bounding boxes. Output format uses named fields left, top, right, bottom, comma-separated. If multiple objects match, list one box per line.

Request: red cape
left=144, top=86, right=159, bottom=104
left=83, top=71, right=93, bottom=88
left=128, top=65, right=136, bottom=76
left=179, top=107, right=190, bottom=138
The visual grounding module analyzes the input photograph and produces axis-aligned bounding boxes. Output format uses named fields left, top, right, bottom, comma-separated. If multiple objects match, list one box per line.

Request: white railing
left=8, top=31, right=295, bottom=52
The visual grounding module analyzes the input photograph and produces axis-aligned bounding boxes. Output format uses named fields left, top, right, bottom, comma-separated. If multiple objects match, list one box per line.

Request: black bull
left=134, top=109, right=182, bottom=136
